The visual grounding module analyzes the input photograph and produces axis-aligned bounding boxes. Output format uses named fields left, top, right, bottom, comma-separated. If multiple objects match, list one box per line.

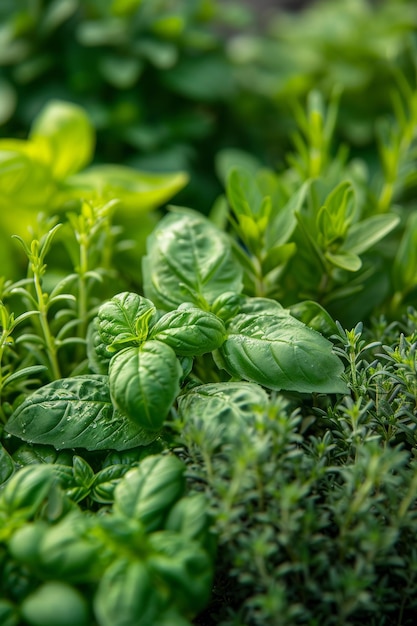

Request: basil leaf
left=5, top=375, right=156, bottom=451
left=97, top=292, right=156, bottom=350
left=0, top=465, right=55, bottom=518
left=94, top=559, right=164, bottom=626
left=114, top=454, right=185, bottom=532
left=64, top=166, right=188, bottom=211
left=148, top=531, right=213, bottom=613
left=0, top=444, right=14, bottom=485
left=109, top=342, right=182, bottom=430
left=150, top=306, right=226, bottom=356
left=178, top=381, right=269, bottom=448
left=143, top=208, right=243, bottom=310
left=218, top=309, right=348, bottom=393
left=86, top=318, right=112, bottom=374
left=21, top=582, right=89, bottom=626
left=29, top=100, right=95, bottom=179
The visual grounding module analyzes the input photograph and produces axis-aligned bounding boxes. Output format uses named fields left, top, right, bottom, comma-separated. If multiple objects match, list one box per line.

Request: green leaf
left=325, top=250, right=362, bottom=272
left=109, top=342, right=182, bottom=430
left=0, top=599, right=19, bottom=626
left=21, top=581, right=89, bottom=626
left=289, top=300, right=338, bottom=337
left=29, top=100, right=95, bottom=179
left=5, top=375, right=156, bottom=451
left=114, top=454, right=185, bottom=532
left=178, top=381, right=269, bottom=446
left=94, top=559, right=163, bottom=626
left=97, top=292, right=156, bottom=350
left=0, top=444, right=15, bottom=485
left=266, top=180, right=309, bottom=248
left=148, top=531, right=213, bottom=613
left=392, top=212, right=417, bottom=294
left=143, top=208, right=243, bottom=310
left=0, top=144, right=54, bottom=211
left=0, top=465, right=55, bottom=518
left=64, top=165, right=188, bottom=211
left=150, top=306, right=226, bottom=356
left=227, top=167, right=264, bottom=219
left=344, top=213, right=400, bottom=255
left=261, top=242, right=297, bottom=275
left=37, top=513, right=101, bottom=581
left=216, top=148, right=262, bottom=186
left=218, top=305, right=348, bottom=393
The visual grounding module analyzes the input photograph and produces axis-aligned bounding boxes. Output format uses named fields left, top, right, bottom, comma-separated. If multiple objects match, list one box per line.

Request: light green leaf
left=21, top=582, right=89, bottom=626
left=344, top=213, right=400, bottom=255
left=64, top=165, right=188, bottom=211
left=218, top=306, right=348, bottom=393
left=143, top=208, right=243, bottom=310
left=325, top=250, right=362, bottom=272
left=97, top=292, right=156, bottom=350
left=266, top=182, right=309, bottom=247
left=5, top=375, right=157, bottom=451
left=150, top=306, right=226, bottom=356
left=29, top=100, right=95, bottom=179
left=227, top=167, right=264, bottom=218
left=0, top=144, right=54, bottom=209
left=109, top=342, right=182, bottom=430
left=114, top=455, right=185, bottom=531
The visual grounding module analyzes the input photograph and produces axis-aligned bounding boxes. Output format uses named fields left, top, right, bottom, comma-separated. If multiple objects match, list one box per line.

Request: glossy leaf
left=143, top=208, right=243, bottom=310
left=109, top=342, right=182, bottom=430
left=178, top=381, right=269, bottom=446
left=114, top=454, right=185, bottom=532
left=29, top=100, right=95, bottom=179
left=289, top=300, right=338, bottom=337
left=97, top=292, right=156, bottom=350
left=218, top=305, right=348, bottom=393
left=150, top=306, right=226, bottom=356
left=5, top=375, right=156, bottom=451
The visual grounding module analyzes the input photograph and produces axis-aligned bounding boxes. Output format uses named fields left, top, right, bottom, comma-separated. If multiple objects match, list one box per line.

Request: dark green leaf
left=114, top=454, right=185, bottom=532
left=93, top=559, right=163, bottom=626
left=109, top=343, right=182, bottom=430
left=97, top=292, right=156, bottom=350
left=150, top=306, right=226, bottom=356
left=5, top=375, right=157, bottom=451
left=178, top=381, right=269, bottom=447
left=218, top=306, right=348, bottom=393
left=0, top=464, right=55, bottom=518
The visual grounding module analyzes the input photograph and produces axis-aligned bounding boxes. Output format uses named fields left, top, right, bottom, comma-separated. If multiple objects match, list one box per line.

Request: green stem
left=77, top=234, right=89, bottom=340
left=34, top=272, right=61, bottom=380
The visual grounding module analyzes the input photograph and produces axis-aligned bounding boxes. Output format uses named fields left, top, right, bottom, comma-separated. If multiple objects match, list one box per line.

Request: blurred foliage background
left=1, top=0, right=416, bottom=210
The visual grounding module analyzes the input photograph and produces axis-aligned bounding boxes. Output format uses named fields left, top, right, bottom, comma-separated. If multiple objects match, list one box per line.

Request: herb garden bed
left=1, top=1, right=417, bottom=625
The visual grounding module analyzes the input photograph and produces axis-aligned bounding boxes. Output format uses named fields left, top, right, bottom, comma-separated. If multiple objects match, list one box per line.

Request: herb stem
left=33, top=271, right=61, bottom=380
